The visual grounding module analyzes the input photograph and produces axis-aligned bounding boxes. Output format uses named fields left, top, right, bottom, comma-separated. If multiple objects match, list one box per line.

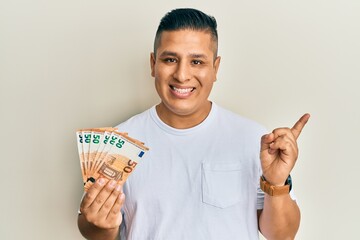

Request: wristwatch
left=260, top=175, right=292, bottom=196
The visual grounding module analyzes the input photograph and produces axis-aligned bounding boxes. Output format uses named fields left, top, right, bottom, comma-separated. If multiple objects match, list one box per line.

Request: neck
left=155, top=102, right=212, bottom=129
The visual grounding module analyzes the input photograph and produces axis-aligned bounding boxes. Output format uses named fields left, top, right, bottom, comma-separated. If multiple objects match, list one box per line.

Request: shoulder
left=214, top=104, right=267, bottom=137
left=115, top=106, right=154, bottom=132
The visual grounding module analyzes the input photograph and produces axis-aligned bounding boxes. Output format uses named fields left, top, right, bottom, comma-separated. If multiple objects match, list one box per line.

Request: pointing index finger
left=291, top=113, right=310, bottom=139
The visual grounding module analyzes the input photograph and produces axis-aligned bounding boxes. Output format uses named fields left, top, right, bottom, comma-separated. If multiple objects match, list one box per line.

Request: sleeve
left=257, top=172, right=265, bottom=210
left=119, top=210, right=126, bottom=240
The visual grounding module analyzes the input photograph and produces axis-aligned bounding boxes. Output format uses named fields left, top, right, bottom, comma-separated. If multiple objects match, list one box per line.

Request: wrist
left=260, top=175, right=292, bottom=196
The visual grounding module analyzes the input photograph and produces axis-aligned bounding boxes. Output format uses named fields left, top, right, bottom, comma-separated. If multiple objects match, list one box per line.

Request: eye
left=192, top=60, right=203, bottom=65
left=164, top=58, right=177, bottom=63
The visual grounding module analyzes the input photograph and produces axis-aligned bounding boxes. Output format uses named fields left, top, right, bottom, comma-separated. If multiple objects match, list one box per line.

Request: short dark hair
left=154, top=8, right=218, bottom=57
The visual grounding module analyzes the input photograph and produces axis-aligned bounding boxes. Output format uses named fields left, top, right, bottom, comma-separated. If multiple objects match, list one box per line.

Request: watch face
left=286, top=175, right=292, bottom=191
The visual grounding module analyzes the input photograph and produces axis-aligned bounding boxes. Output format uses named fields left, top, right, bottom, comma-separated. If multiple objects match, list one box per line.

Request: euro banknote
left=76, top=128, right=148, bottom=191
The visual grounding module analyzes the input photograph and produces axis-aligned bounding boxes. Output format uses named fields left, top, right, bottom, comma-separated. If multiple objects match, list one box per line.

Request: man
left=78, top=8, right=309, bottom=240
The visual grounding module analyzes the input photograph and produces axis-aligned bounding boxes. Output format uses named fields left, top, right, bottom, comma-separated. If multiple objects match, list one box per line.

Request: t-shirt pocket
left=202, top=161, right=249, bottom=209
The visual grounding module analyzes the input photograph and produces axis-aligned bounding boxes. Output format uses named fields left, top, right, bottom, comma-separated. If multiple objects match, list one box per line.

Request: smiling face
left=150, top=29, right=221, bottom=129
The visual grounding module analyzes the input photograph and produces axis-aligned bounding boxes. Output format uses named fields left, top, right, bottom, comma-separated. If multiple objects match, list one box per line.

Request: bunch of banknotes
left=76, top=128, right=149, bottom=191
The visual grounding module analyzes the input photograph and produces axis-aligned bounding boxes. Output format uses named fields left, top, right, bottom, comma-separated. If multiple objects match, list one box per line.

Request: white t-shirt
left=116, top=103, right=267, bottom=240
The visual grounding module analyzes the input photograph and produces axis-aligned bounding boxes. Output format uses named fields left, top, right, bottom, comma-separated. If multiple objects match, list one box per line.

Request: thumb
left=260, top=133, right=274, bottom=152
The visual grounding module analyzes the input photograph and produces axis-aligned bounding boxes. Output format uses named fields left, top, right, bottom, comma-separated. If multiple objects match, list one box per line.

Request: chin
left=171, top=106, right=195, bottom=116
left=164, top=102, right=196, bottom=115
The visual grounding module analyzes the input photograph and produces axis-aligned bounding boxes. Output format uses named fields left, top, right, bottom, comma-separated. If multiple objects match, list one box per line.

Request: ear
left=213, top=56, right=221, bottom=81
left=150, top=52, right=156, bottom=77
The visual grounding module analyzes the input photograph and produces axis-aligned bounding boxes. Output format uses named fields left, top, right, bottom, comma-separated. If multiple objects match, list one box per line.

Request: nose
left=173, top=62, right=191, bottom=82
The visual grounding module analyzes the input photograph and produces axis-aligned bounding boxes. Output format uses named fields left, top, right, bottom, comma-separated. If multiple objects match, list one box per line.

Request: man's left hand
left=260, top=114, right=310, bottom=186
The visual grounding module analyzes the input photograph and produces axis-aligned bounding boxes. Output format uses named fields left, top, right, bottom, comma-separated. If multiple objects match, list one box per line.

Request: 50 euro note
left=76, top=130, right=86, bottom=183
left=82, top=131, right=149, bottom=191
left=90, top=130, right=121, bottom=177
left=76, top=127, right=118, bottom=184
left=80, top=128, right=92, bottom=182
left=88, top=128, right=119, bottom=178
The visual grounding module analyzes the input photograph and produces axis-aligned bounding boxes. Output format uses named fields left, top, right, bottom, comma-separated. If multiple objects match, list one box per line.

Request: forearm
left=78, top=214, right=120, bottom=240
left=259, top=194, right=300, bottom=240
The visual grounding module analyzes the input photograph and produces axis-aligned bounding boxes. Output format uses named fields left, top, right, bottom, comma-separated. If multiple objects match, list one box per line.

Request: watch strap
left=260, top=175, right=290, bottom=196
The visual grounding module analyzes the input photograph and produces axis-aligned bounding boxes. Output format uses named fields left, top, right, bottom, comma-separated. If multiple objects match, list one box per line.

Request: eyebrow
left=189, top=53, right=208, bottom=59
left=159, top=51, right=177, bottom=58
left=159, top=51, right=208, bottom=59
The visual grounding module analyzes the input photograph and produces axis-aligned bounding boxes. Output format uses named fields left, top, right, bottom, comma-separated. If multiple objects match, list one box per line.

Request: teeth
left=172, top=86, right=194, bottom=94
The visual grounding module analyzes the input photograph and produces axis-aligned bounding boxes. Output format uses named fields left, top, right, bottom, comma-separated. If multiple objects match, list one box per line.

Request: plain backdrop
left=1, top=0, right=359, bottom=239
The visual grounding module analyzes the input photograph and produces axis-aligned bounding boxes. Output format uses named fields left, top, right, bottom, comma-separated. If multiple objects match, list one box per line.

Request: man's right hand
left=78, top=178, right=125, bottom=240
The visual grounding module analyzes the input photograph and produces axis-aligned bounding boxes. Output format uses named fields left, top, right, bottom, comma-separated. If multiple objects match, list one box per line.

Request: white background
left=1, top=0, right=359, bottom=239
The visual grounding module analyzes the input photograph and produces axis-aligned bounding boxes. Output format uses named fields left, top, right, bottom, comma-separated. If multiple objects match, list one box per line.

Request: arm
left=77, top=178, right=125, bottom=240
left=258, top=114, right=310, bottom=239
left=258, top=194, right=300, bottom=239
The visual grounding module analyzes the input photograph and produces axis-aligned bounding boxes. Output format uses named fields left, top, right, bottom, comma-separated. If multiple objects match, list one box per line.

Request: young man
left=78, top=8, right=309, bottom=240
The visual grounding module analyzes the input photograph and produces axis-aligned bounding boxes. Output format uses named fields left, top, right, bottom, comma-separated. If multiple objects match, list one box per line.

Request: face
left=150, top=29, right=221, bottom=128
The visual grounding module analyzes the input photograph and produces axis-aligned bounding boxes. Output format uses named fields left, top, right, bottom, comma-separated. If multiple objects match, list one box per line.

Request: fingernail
left=116, top=185, right=122, bottom=192
left=119, top=193, right=125, bottom=201
left=98, top=178, right=105, bottom=186
left=109, top=180, right=116, bottom=187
